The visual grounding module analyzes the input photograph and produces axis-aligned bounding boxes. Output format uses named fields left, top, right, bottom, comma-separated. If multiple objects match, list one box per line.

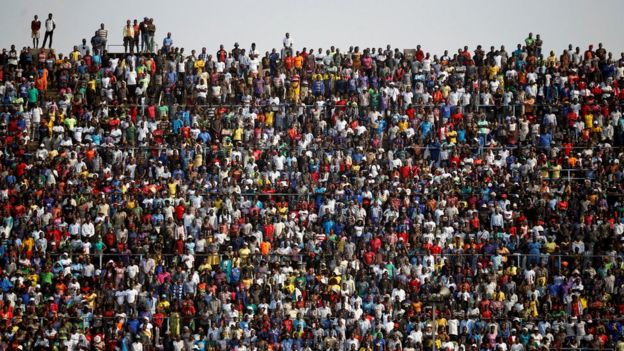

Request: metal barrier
left=106, top=43, right=159, bottom=54
left=45, top=250, right=620, bottom=271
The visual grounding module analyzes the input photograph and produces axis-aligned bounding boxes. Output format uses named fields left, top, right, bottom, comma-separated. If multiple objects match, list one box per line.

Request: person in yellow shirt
left=22, top=236, right=35, bottom=255
left=28, top=272, right=39, bottom=286
left=584, top=113, right=593, bottom=128
left=238, top=243, right=251, bottom=262
left=437, top=313, right=448, bottom=330
left=540, top=164, right=550, bottom=179
left=265, top=110, right=274, bottom=127
left=277, top=202, right=288, bottom=219
left=440, top=84, right=451, bottom=99
left=493, top=289, right=505, bottom=301
left=157, top=296, right=170, bottom=312
left=591, top=121, right=602, bottom=136
left=488, top=62, right=500, bottom=80
left=222, top=137, right=233, bottom=156
left=70, top=47, right=80, bottom=62
left=543, top=237, right=558, bottom=255
left=446, top=125, right=458, bottom=144
left=284, top=278, right=295, bottom=294
left=88, top=76, right=97, bottom=92
left=213, top=198, right=223, bottom=210
left=194, top=58, right=206, bottom=73
left=398, top=117, right=409, bottom=132
left=546, top=51, right=558, bottom=67
left=529, top=295, right=539, bottom=318
left=84, top=291, right=98, bottom=310
left=233, top=126, right=243, bottom=142
left=505, top=264, right=518, bottom=277
left=167, top=180, right=177, bottom=197
left=289, top=80, right=300, bottom=103
left=551, top=162, right=562, bottom=179
left=126, top=197, right=136, bottom=210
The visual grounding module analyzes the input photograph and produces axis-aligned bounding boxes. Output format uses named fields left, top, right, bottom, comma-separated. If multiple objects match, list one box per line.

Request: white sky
left=2, top=0, right=624, bottom=58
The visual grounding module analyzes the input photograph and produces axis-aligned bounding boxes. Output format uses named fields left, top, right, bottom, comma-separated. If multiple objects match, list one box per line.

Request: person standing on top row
left=41, top=13, right=55, bottom=49
left=123, top=20, right=135, bottom=54
left=96, top=23, right=108, bottom=53
left=147, top=18, right=156, bottom=52
left=162, top=32, right=173, bottom=54
left=30, top=15, right=41, bottom=48
left=282, top=32, right=293, bottom=58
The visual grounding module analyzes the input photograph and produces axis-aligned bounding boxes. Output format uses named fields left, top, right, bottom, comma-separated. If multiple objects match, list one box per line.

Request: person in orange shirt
left=260, top=241, right=271, bottom=256
left=294, top=52, right=304, bottom=71
left=36, top=67, right=49, bottom=92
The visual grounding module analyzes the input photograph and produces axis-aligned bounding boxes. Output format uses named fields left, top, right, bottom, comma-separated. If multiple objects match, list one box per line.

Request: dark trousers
left=42, top=31, right=53, bottom=49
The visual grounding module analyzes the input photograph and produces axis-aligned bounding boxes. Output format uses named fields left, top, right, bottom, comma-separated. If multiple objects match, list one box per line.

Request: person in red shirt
left=370, top=236, right=382, bottom=252
left=284, top=53, right=294, bottom=72
left=415, top=45, right=425, bottom=62
left=470, top=212, right=480, bottom=232
left=363, top=250, right=375, bottom=265
left=175, top=202, right=185, bottom=221
left=31, top=15, right=41, bottom=48
left=430, top=240, right=442, bottom=255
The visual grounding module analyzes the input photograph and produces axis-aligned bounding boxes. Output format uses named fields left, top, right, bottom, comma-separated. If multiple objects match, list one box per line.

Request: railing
left=44, top=250, right=620, bottom=270
left=106, top=43, right=159, bottom=54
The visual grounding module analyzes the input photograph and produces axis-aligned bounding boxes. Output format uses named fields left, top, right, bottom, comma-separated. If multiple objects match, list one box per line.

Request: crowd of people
left=0, top=14, right=624, bottom=351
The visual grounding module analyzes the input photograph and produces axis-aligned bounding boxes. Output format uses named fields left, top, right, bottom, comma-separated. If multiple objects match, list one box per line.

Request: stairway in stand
left=46, top=86, right=60, bottom=102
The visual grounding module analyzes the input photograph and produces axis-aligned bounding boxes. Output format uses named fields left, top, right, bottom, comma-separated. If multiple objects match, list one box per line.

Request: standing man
left=139, top=17, right=149, bottom=53
left=96, top=23, right=108, bottom=53
left=41, top=13, right=55, bottom=49
left=132, top=19, right=140, bottom=54
left=123, top=20, right=134, bottom=54
left=162, top=32, right=173, bottom=54
left=147, top=18, right=156, bottom=53
left=31, top=15, right=41, bottom=48
left=78, top=38, right=90, bottom=56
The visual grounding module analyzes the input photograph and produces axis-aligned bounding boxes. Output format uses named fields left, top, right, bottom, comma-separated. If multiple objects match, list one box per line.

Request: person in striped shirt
left=95, top=23, right=108, bottom=53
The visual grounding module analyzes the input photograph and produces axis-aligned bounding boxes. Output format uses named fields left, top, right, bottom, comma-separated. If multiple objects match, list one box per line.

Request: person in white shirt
left=42, top=13, right=56, bottom=49
left=282, top=32, right=293, bottom=56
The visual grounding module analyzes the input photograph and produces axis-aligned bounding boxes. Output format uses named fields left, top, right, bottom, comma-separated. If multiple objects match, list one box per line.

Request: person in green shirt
left=40, top=266, right=54, bottom=286
left=158, top=105, right=169, bottom=118
left=64, top=115, right=77, bottom=130
left=28, top=86, right=39, bottom=107
left=126, top=122, right=137, bottom=146
left=525, top=32, right=535, bottom=49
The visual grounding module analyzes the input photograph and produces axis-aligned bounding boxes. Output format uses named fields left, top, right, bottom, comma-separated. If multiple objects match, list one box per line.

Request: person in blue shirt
left=269, top=49, right=280, bottom=76
left=322, top=217, right=335, bottom=234
left=198, top=130, right=211, bottom=143
left=428, top=139, right=440, bottom=165
left=0, top=276, right=12, bottom=292
left=527, top=238, right=542, bottom=266
left=172, top=116, right=183, bottom=135
left=162, top=32, right=173, bottom=53
left=421, top=120, right=433, bottom=138
left=539, top=130, right=553, bottom=151
left=127, top=316, right=140, bottom=334
left=373, top=333, right=386, bottom=351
